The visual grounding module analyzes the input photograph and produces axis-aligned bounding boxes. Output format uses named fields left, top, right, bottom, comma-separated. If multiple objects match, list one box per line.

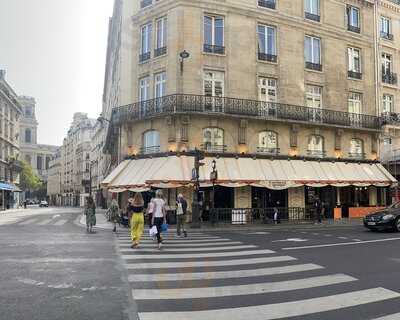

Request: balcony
left=348, top=70, right=362, bottom=80
left=257, top=147, right=280, bottom=155
left=140, top=146, right=161, bottom=154
left=154, top=46, right=167, bottom=57
left=382, top=72, right=397, bottom=85
left=139, top=52, right=151, bottom=63
left=140, top=0, right=152, bottom=9
left=305, top=12, right=320, bottom=22
left=381, top=32, right=394, bottom=41
left=307, top=150, right=326, bottom=158
left=200, top=144, right=227, bottom=153
left=348, top=24, right=360, bottom=33
left=258, top=0, right=276, bottom=9
left=203, top=44, right=225, bottom=55
left=110, top=95, right=381, bottom=131
left=258, top=52, right=277, bottom=63
left=348, top=152, right=366, bottom=160
left=305, top=62, right=322, bottom=71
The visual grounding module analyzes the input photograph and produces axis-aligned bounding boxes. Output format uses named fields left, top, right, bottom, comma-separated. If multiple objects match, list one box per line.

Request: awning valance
left=102, top=156, right=397, bottom=190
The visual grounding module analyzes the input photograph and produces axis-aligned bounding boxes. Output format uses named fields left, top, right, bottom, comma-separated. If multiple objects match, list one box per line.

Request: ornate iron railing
left=348, top=24, right=360, bottom=33
left=154, top=46, right=167, bottom=57
left=305, top=62, right=322, bottom=71
left=203, top=44, right=225, bottom=55
left=305, top=12, right=320, bottom=22
left=200, top=144, right=227, bottom=153
left=257, top=147, right=280, bottom=155
left=348, top=70, right=362, bottom=80
left=140, top=146, right=161, bottom=154
left=258, top=0, right=276, bottom=9
left=381, top=32, right=394, bottom=41
left=140, top=0, right=152, bottom=8
left=348, top=152, right=366, bottom=160
left=258, top=52, right=277, bottom=63
left=110, top=94, right=381, bottom=130
left=139, top=52, right=151, bottom=63
left=382, top=72, right=397, bottom=85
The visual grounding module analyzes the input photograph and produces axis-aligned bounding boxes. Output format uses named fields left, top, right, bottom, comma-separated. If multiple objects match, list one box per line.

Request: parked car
left=39, top=200, right=49, bottom=207
left=363, top=202, right=400, bottom=231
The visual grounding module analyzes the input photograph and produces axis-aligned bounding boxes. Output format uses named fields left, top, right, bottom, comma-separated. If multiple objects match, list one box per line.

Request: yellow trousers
left=130, top=213, right=144, bottom=244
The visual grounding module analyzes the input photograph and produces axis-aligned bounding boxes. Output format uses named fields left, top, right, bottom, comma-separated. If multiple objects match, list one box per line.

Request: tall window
left=382, top=94, right=393, bottom=113
left=257, top=24, right=277, bottom=62
left=348, top=92, right=362, bottom=114
left=382, top=53, right=396, bottom=84
left=203, top=128, right=224, bottom=152
left=307, top=135, right=324, bottom=157
left=350, top=139, right=364, bottom=158
left=139, top=76, right=150, bottom=115
left=380, top=16, right=392, bottom=40
left=305, top=36, right=321, bottom=71
left=155, top=17, right=167, bottom=57
left=154, top=72, right=166, bottom=111
left=143, top=130, right=160, bottom=154
left=306, top=85, right=322, bottom=122
left=258, top=131, right=278, bottom=154
left=25, top=128, right=31, bottom=143
left=140, top=23, right=152, bottom=62
left=258, top=77, right=277, bottom=117
left=258, top=0, right=276, bottom=10
left=46, top=157, right=51, bottom=170
left=37, top=155, right=43, bottom=170
left=204, top=15, right=224, bottom=54
left=348, top=47, right=361, bottom=79
left=347, top=6, right=360, bottom=33
left=204, top=71, right=224, bottom=112
left=305, top=0, right=320, bottom=21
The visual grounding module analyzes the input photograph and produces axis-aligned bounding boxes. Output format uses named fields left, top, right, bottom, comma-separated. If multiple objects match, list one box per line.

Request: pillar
left=234, top=186, right=251, bottom=208
left=369, top=186, right=377, bottom=206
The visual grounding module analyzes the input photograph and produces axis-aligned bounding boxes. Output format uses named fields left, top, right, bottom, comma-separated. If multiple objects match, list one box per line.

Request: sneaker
left=113, top=226, right=116, bottom=232
left=158, top=243, right=162, bottom=250
left=183, top=231, right=187, bottom=238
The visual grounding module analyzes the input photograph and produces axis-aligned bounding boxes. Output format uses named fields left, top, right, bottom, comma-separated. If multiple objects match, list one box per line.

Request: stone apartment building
left=0, top=70, right=23, bottom=210
left=47, top=148, right=62, bottom=206
left=103, top=0, right=397, bottom=220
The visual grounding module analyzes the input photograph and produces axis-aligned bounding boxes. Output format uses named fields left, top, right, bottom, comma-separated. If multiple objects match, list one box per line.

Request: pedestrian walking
left=273, top=201, right=280, bottom=224
left=128, top=193, right=145, bottom=248
left=314, top=196, right=322, bottom=224
left=176, top=193, right=188, bottom=238
left=151, top=190, right=167, bottom=250
left=85, top=196, right=96, bottom=233
left=109, top=195, right=120, bottom=233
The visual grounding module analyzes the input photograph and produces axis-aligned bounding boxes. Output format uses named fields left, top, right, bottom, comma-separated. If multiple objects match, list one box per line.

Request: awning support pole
left=336, top=187, right=341, bottom=207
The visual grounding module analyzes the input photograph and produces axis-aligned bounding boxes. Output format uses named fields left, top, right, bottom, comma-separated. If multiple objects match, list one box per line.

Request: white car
left=39, top=200, right=49, bottom=207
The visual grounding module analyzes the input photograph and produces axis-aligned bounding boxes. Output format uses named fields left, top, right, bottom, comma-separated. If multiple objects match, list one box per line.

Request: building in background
left=0, top=70, right=23, bottom=210
left=60, top=113, right=96, bottom=207
left=103, top=0, right=396, bottom=221
left=47, top=148, right=62, bottom=206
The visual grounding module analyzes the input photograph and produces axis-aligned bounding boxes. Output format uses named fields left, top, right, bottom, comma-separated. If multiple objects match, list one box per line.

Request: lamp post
left=210, top=159, right=218, bottom=224
left=191, top=148, right=204, bottom=228
left=179, top=50, right=190, bottom=75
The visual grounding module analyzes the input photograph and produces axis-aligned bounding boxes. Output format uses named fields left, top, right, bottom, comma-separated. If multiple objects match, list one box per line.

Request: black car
left=363, top=202, right=400, bottom=231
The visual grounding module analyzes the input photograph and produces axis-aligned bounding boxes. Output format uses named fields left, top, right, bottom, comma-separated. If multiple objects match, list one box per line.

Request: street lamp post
left=210, top=159, right=218, bottom=224
left=191, top=148, right=204, bottom=229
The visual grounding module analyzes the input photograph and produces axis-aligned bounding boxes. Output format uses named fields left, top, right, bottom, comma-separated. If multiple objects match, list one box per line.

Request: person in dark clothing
left=176, top=193, right=188, bottom=237
left=314, top=197, right=322, bottom=224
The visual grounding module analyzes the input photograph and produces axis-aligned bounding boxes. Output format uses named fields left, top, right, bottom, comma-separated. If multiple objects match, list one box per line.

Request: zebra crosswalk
left=116, top=231, right=400, bottom=320
left=0, top=214, right=71, bottom=227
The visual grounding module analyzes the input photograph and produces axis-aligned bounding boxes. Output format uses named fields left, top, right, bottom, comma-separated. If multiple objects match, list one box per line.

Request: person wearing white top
left=151, top=190, right=167, bottom=249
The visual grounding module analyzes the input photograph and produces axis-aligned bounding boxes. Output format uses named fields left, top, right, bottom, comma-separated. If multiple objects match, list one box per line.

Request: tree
left=19, top=160, right=43, bottom=191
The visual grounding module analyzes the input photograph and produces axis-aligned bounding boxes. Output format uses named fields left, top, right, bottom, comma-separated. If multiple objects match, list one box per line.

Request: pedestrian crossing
left=116, top=231, right=400, bottom=320
left=0, top=214, right=71, bottom=227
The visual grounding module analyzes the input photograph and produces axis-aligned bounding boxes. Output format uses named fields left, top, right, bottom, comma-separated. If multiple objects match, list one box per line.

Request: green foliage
left=19, top=160, right=43, bottom=191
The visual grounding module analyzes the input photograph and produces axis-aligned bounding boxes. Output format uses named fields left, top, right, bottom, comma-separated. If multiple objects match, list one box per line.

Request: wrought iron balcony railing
left=139, top=52, right=151, bottom=63
left=305, top=12, right=320, bottom=22
left=257, top=147, right=280, bottom=155
left=381, top=32, right=394, bottom=41
left=258, top=52, right=277, bottom=63
left=203, top=44, right=225, bottom=55
left=348, top=24, right=360, bottom=33
left=307, top=150, right=326, bottom=158
left=348, top=70, right=362, bottom=80
left=382, top=72, right=397, bottom=85
left=348, top=152, right=366, bottom=160
left=140, top=0, right=152, bottom=8
left=200, top=144, right=227, bottom=153
left=154, top=46, right=167, bottom=57
left=258, top=0, right=276, bottom=9
left=305, top=62, right=322, bottom=71
left=110, top=94, right=381, bottom=131
left=140, top=146, right=161, bottom=154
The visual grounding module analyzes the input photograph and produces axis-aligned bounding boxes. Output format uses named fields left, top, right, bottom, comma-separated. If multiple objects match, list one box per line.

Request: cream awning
left=102, top=156, right=397, bottom=190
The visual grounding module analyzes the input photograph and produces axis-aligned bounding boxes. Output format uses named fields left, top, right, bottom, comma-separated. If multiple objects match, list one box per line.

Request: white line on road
left=119, top=238, right=233, bottom=243
left=54, top=219, right=68, bottom=226
left=19, top=218, right=38, bottom=225
left=283, top=237, right=400, bottom=250
left=122, top=249, right=275, bottom=260
left=120, top=245, right=257, bottom=253
left=138, top=288, right=400, bottom=320
left=118, top=241, right=243, bottom=247
left=124, top=256, right=297, bottom=270
left=338, top=237, right=348, bottom=240
left=129, top=263, right=323, bottom=282
left=36, top=219, right=54, bottom=225
left=132, top=274, right=357, bottom=299
left=373, top=312, right=400, bottom=320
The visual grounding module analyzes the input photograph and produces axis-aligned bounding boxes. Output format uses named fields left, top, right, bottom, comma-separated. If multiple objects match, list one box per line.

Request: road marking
left=119, top=238, right=233, bottom=243
left=19, top=218, right=38, bottom=225
left=324, top=234, right=332, bottom=237
left=373, top=312, right=400, bottom=319
left=353, top=239, right=362, bottom=242
left=132, top=274, right=357, bottom=299
left=120, top=245, right=257, bottom=253
left=138, top=288, right=400, bottom=320
left=124, top=256, right=297, bottom=270
left=272, top=238, right=308, bottom=243
left=36, top=219, right=53, bottom=225
left=312, top=233, right=319, bottom=236
left=129, top=263, right=323, bottom=282
left=248, top=231, right=270, bottom=235
left=338, top=237, right=348, bottom=240
left=118, top=241, right=244, bottom=247
left=283, top=237, right=400, bottom=250
left=54, top=219, right=68, bottom=226
left=122, top=249, right=275, bottom=260
left=118, top=235, right=222, bottom=241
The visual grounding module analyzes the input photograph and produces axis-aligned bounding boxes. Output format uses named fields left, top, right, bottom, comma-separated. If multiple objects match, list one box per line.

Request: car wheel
left=395, top=218, right=400, bottom=232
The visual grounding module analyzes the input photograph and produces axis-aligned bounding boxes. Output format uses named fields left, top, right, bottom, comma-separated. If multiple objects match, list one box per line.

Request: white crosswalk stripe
left=36, top=218, right=54, bottom=225
left=53, top=219, right=68, bottom=226
left=19, top=218, right=39, bottom=225
left=116, top=231, right=400, bottom=320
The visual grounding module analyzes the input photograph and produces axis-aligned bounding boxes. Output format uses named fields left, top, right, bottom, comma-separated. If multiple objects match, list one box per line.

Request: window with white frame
left=204, top=71, right=224, bottom=98
left=258, top=131, right=278, bottom=153
left=305, top=0, right=320, bottom=21
left=308, top=135, right=324, bottom=156
left=382, top=53, right=392, bottom=75
left=143, top=130, right=160, bottom=154
left=305, top=85, right=322, bottom=109
left=140, top=23, right=152, bottom=61
left=382, top=94, right=393, bottom=113
left=203, top=127, right=224, bottom=151
left=348, top=47, right=361, bottom=78
left=204, top=15, right=224, bottom=54
left=350, top=138, right=364, bottom=157
left=347, top=6, right=360, bottom=32
left=257, top=24, right=277, bottom=62
left=155, top=17, right=167, bottom=56
left=305, top=36, right=321, bottom=69
left=348, top=92, right=362, bottom=114
left=154, top=72, right=166, bottom=99
left=139, top=76, right=150, bottom=102
left=258, top=77, right=277, bottom=103
left=380, top=16, right=392, bottom=39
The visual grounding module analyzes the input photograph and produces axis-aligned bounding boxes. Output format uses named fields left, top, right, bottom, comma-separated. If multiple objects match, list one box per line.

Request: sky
left=0, top=0, right=114, bottom=146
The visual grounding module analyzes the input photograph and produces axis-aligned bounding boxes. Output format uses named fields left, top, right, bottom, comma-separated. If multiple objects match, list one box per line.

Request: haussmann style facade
left=103, top=0, right=398, bottom=222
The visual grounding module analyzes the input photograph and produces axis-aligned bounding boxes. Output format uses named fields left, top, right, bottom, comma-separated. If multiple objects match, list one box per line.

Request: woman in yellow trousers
left=127, top=193, right=144, bottom=248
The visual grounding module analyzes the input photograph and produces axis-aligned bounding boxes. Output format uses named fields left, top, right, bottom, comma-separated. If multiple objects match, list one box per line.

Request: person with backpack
left=176, top=193, right=188, bottom=238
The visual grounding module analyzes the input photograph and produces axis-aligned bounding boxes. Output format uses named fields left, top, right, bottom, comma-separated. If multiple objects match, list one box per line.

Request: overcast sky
left=0, top=0, right=114, bottom=146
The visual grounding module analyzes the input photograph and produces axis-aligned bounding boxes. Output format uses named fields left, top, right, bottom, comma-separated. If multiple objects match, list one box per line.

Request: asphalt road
left=2, top=207, right=400, bottom=320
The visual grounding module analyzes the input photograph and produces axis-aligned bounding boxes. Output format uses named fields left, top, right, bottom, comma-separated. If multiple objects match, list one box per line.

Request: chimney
left=0, top=70, right=5, bottom=80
